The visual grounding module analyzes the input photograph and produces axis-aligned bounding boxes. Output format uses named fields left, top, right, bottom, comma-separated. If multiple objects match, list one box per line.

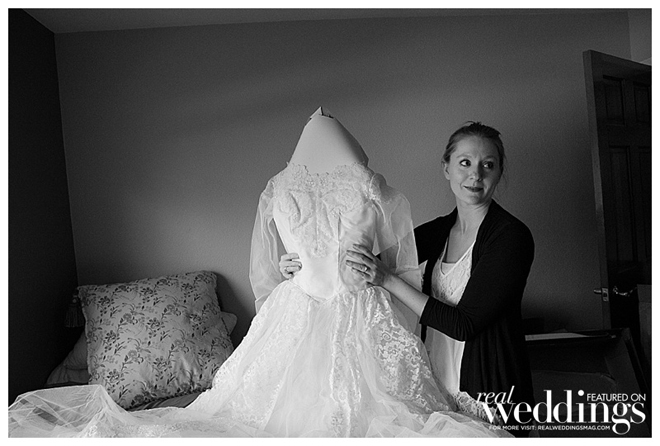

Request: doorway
left=583, top=49, right=651, bottom=391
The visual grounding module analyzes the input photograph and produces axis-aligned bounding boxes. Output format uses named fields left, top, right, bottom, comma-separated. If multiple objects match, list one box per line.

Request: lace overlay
left=8, top=163, right=508, bottom=438
left=189, top=281, right=457, bottom=437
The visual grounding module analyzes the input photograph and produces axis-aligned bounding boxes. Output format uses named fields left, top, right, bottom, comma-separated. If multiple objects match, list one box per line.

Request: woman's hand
left=345, top=244, right=392, bottom=287
left=279, top=253, right=301, bottom=279
left=347, top=244, right=428, bottom=317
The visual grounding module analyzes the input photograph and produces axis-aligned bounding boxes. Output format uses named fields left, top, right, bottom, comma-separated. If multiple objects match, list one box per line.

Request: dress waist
left=289, top=273, right=368, bottom=302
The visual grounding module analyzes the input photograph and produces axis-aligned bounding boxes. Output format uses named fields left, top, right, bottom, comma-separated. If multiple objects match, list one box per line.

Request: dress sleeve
left=249, top=178, right=282, bottom=312
left=370, top=174, right=422, bottom=291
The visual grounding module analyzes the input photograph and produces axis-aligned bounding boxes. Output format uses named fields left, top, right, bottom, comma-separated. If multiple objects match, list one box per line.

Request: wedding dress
left=8, top=109, right=506, bottom=437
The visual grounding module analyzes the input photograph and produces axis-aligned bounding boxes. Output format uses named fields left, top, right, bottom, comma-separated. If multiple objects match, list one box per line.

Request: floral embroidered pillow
left=79, top=271, right=233, bottom=409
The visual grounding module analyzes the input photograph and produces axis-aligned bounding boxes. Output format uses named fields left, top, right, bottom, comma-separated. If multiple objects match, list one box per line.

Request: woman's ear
left=442, top=161, right=450, bottom=180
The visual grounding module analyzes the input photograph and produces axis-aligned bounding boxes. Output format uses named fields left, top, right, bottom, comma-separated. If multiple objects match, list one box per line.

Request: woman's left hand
left=345, top=244, right=392, bottom=287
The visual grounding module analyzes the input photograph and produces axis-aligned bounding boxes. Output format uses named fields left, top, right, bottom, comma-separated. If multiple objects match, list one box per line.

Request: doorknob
left=612, top=286, right=636, bottom=298
left=593, top=286, right=635, bottom=299
left=593, top=287, right=609, bottom=301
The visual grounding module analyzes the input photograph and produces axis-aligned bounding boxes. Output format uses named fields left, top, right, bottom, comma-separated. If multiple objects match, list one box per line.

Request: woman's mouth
left=464, top=186, right=483, bottom=193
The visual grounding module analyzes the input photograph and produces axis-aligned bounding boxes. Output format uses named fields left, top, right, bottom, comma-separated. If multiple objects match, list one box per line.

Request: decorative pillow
left=44, top=314, right=237, bottom=388
left=45, top=332, right=90, bottom=387
left=79, top=271, right=233, bottom=409
left=220, top=311, right=238, bottom=335
left=66, top=331, right=89, bottom=369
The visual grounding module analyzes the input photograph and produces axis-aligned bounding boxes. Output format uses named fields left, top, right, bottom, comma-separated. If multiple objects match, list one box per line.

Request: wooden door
left=583, top=50, right=651, bottom=378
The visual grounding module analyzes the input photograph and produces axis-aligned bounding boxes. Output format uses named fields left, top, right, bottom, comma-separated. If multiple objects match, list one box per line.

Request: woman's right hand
left=279, top=253, right=302, bottom=279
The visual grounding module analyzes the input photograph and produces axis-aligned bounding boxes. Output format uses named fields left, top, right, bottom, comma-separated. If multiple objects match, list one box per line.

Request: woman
left=281, top=122, right=535, bottom=435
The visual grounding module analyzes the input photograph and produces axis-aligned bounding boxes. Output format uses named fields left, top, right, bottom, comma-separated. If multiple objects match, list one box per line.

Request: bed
left=43, top=270, right=238, bottom=411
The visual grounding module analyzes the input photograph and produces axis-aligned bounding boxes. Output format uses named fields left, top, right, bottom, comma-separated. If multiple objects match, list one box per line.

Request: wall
left=53, top=11, right=635, bottom=343
left=8, top=9, right=79, bottom=403
left=628, top=10, right=651, bottom=64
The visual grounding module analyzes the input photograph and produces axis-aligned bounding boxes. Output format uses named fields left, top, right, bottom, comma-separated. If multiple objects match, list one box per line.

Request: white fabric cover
left=288, top=107, right=368, bottom=173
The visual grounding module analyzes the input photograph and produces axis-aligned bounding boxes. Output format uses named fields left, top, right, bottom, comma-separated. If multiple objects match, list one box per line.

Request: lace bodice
left=250, top=162, right=419, bottom=309
left=275, top=162, right=376, bottom=259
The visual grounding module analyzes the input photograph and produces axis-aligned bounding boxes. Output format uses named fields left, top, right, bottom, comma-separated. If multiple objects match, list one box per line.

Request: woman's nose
left=470, top=166, right=483, bottom=180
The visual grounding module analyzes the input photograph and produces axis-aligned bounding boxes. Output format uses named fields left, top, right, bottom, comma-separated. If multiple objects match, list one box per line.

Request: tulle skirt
left=8, top=281, right=507, bottom=437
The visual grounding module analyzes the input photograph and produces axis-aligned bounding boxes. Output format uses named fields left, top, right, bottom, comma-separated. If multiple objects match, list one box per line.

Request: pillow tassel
left=65, top=291, right=85, bottom=328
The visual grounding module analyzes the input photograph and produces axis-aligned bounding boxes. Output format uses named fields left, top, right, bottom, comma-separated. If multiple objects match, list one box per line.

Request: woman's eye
left=484, top=162, right=495, bottom=169
left=459, top=159, right=470, bottom=167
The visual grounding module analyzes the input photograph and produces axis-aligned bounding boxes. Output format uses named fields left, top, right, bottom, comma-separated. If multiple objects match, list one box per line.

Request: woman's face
left=443, top=136, right=502, bottom=208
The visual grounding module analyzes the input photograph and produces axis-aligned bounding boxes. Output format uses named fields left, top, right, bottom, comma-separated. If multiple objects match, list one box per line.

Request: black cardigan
left=416, top=201, right=535, bottom=410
